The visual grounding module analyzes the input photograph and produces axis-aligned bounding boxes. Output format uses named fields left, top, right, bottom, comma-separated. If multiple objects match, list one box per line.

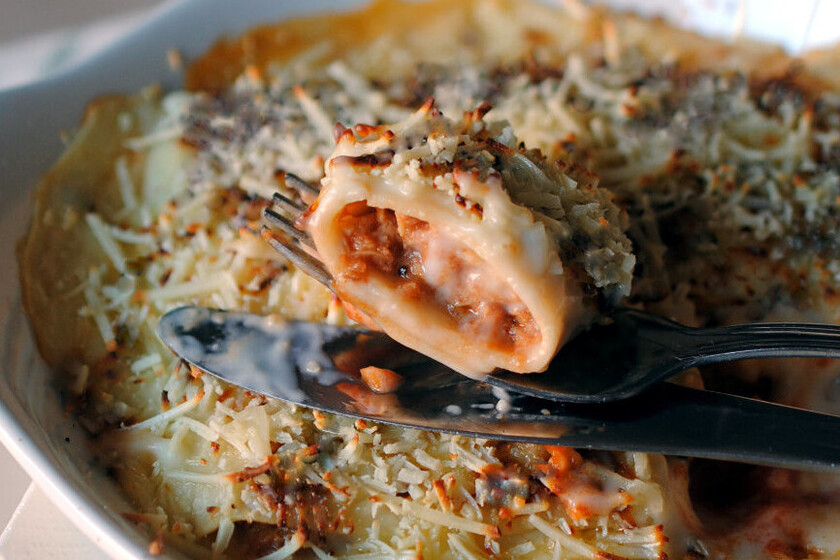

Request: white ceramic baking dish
left=1, top=0, right=837, bottom=557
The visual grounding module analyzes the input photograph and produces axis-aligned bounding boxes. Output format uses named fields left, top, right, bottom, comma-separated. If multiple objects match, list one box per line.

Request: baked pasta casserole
left=17, top=0, right=840, bottom=558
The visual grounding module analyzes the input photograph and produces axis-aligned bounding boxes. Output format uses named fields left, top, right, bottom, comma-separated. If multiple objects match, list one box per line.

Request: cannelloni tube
left=302, top=101, right=634, bottom=376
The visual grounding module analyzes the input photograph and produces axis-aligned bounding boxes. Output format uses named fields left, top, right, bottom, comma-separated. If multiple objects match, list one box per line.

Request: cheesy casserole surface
left=18, top=0, right=840, bottom=558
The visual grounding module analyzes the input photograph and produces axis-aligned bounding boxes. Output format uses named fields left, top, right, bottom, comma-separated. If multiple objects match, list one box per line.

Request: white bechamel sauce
left=444, top=404, right=464, bottom=416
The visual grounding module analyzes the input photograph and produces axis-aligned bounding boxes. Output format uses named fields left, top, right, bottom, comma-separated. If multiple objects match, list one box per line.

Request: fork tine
left=264, top=207, right=311, bottom=245
left=261, top=226, right=333, bottom=288
left=272, top=192, right=306, bottom=215
left=282, top=171, right=320, bottom=196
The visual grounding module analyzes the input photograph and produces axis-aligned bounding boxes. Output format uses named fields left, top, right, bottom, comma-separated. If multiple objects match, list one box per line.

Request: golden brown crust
left=802, top=43, right=840, bottom=90
left=185, top=0, right=812, bottom=95
left=185, top=0, right=473, bottom=92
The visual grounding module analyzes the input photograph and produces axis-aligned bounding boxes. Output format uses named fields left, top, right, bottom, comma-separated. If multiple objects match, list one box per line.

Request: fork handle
left=674, top=321, right=840, bottom=367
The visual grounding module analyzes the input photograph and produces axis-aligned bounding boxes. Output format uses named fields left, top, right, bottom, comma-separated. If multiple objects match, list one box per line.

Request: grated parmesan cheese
left=85, top=213, right=127, bottom=274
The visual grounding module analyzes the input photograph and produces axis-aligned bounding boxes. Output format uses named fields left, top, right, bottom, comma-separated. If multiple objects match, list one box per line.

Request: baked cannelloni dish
left=16, top=0, right=840, bottom=558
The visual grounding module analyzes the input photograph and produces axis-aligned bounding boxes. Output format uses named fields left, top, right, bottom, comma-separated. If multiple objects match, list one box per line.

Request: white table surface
left=0, top=446, right=29, bottom=535
left=0, top=483, right=108, bottom=560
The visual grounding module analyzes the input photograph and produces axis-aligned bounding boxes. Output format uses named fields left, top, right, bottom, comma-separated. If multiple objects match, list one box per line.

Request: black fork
left=262, top=172, right=334, bottom=289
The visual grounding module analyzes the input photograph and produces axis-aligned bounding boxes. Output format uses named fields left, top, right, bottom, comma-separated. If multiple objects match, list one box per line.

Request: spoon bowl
left=487, top=307, right=840, bottom=402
